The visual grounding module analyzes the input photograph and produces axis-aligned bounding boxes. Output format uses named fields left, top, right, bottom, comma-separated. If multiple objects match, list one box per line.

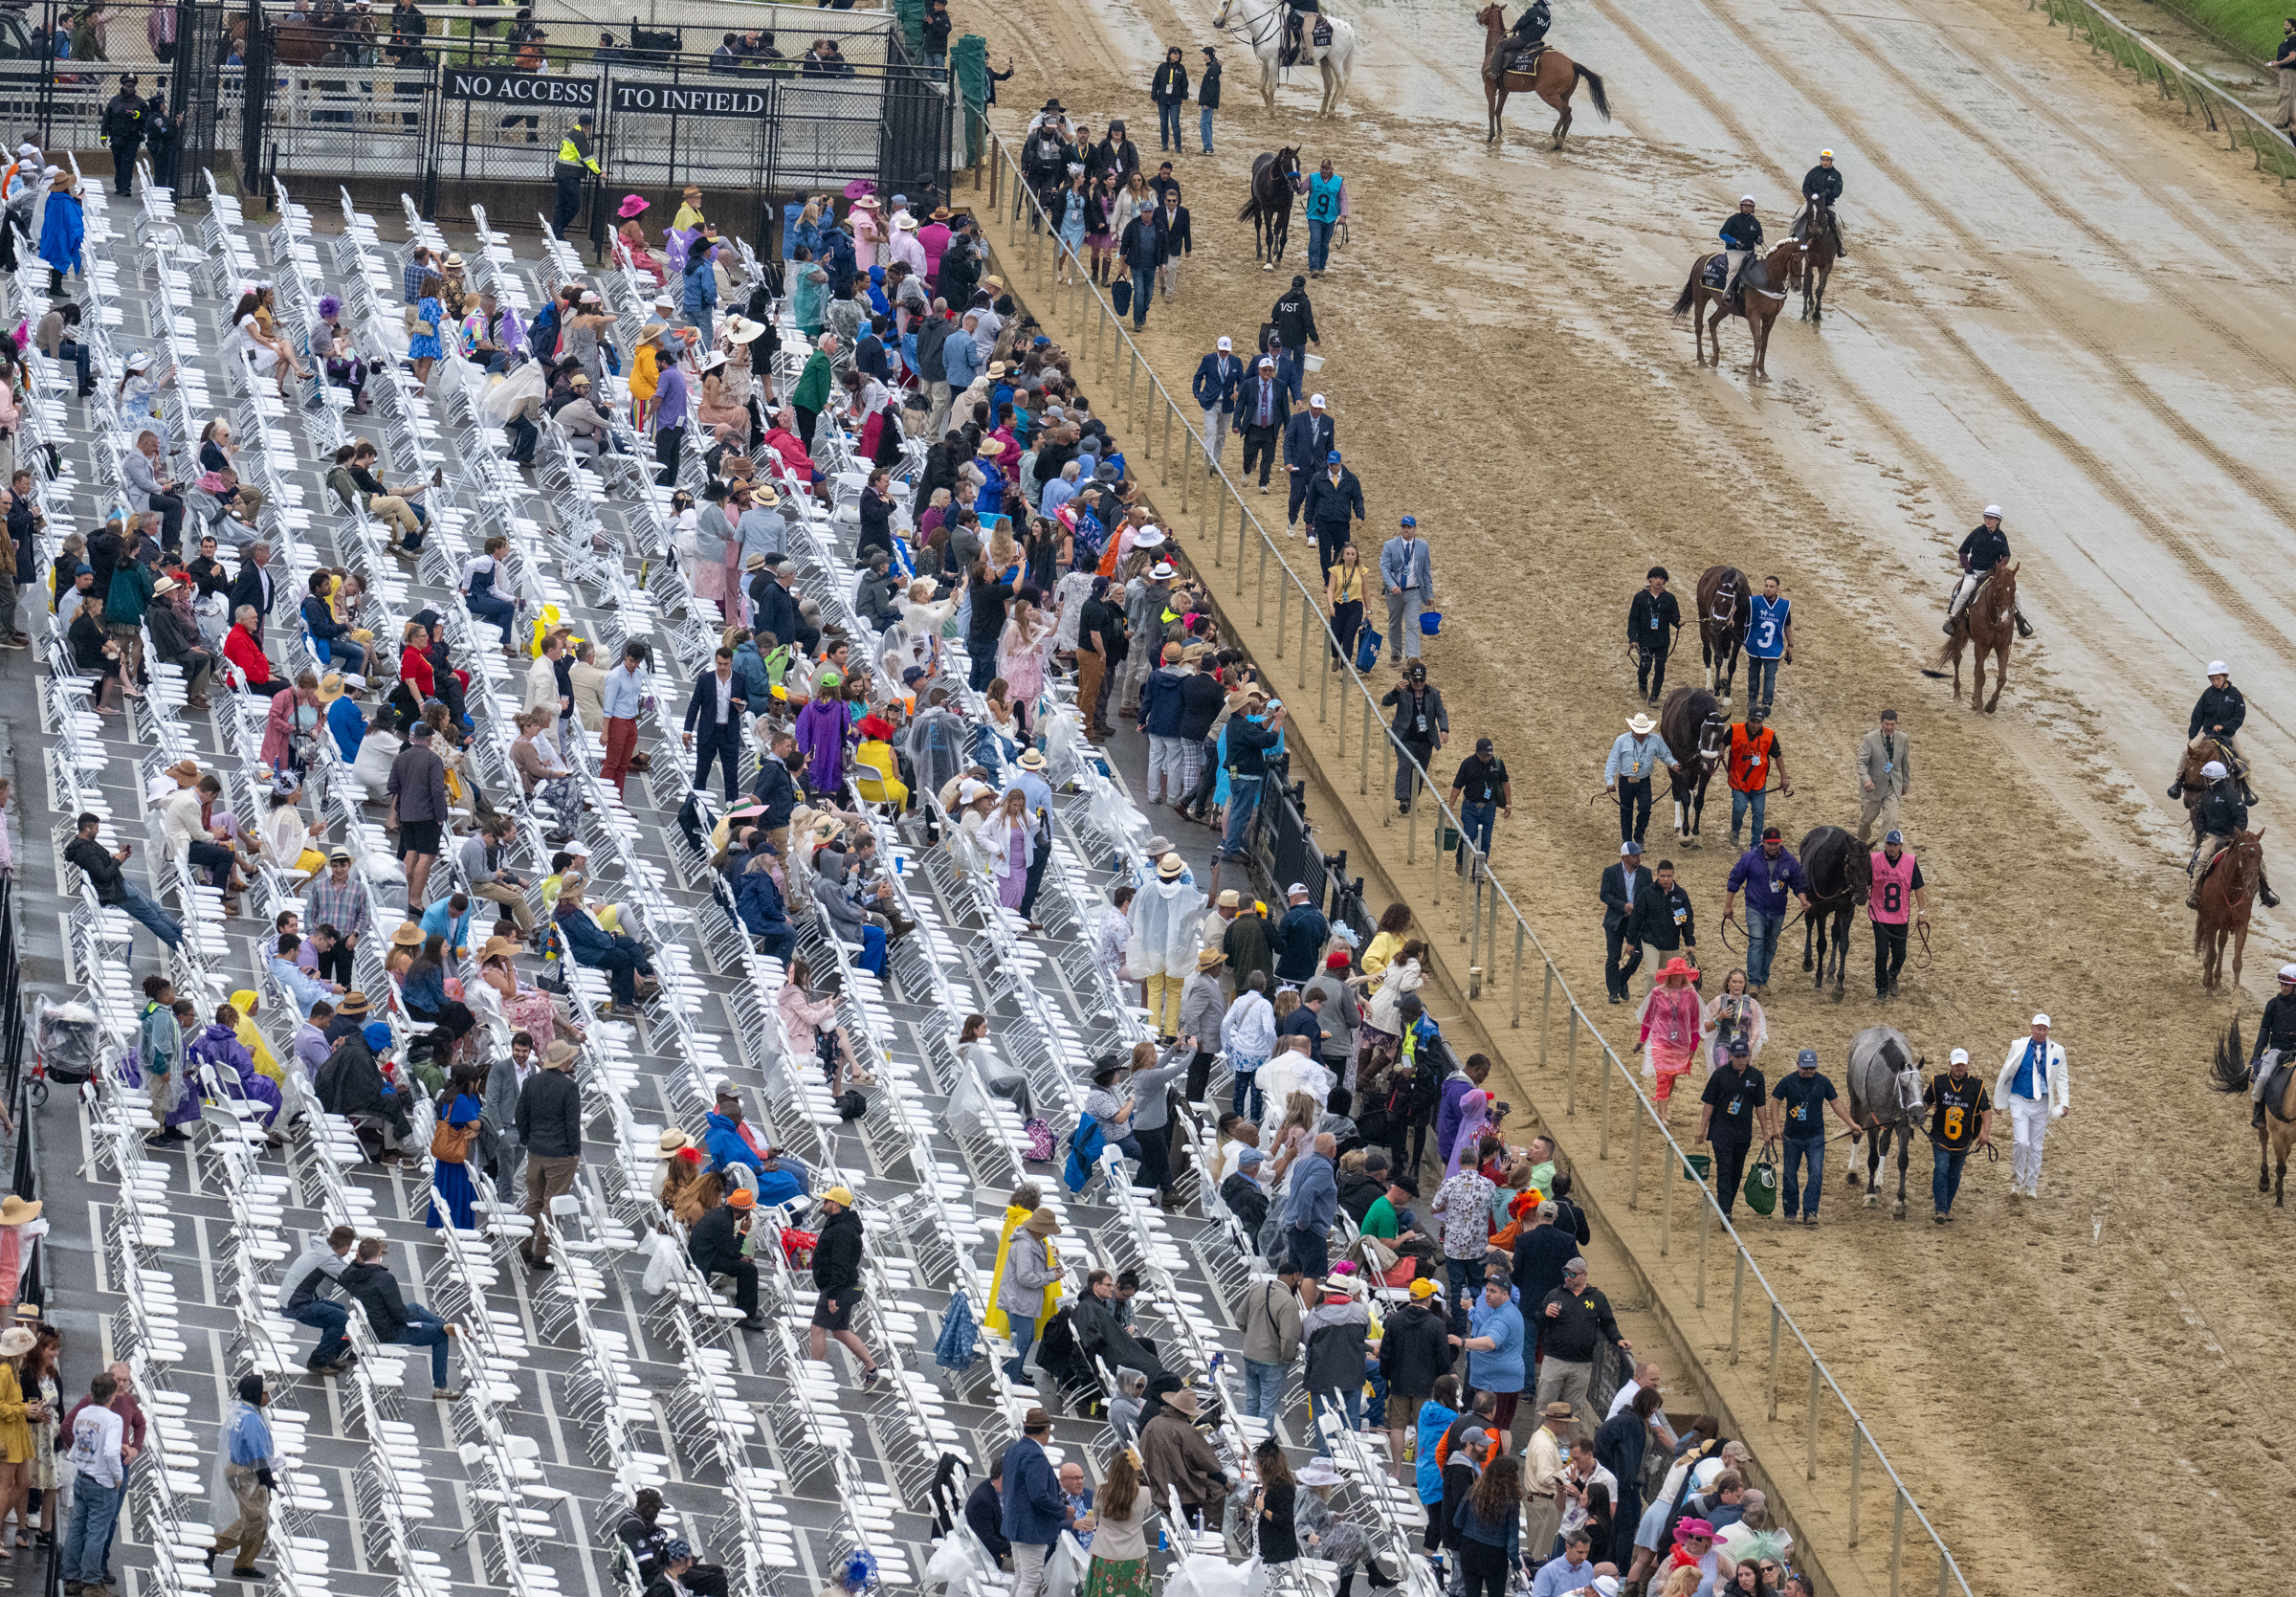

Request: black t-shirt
left=1701, top=1062, right=1764, bottom=1142
left=1452, top=756, right=1509, bottom=806
left=1771, top=1072, right=1837, bottom=1141
left=1257, top=1480, right=1300, bottom=1563
left=1924, top=1071, right=1991, bottom=1152
left=1078, top=596, right=1119, bottom=654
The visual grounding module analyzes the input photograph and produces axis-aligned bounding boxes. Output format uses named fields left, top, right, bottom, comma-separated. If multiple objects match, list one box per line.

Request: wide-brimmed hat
left=338, top=991, right=370, bottom=1015
left=639, top=321, right=666, bottom=343
left=151, top=576, right=180, bottom=597
left=1017, top=749, right=1047, bottom=771
left=546, top=1040, right=580, bottom=1066
left=975, top=436, right=1004, bottom=457
left=389, top=921, right=426, bottom=947
left=479, top=935, right=522, bottom=962
left=1297, top=1458, right=1345, bottom=1487
left=724, top=314, right=767, bottom=344
left=1196, top=946, right=1226, bottom=970
left=617, top=193, right=650, bottom=219
left=851, top=194, right=880, bottom=211
left=1626, top=713, right=1657, bottom=735
left=1022, top=1206, right=1062, bottom=1236
left=166, top=757, right=201, bottom=783
left=0, top=1196, right=40, bottom=1227
left=698, top=350, right=728, bottom=372
left=929, top=206, right=951, bottom=221
left=1156, top=853, right=1187, bottom=880
left=316, top=672, right=348, bottom=703
left=1163, top=1386, right=1200, bottom=1413
left=892, top=211, right=917, bottom=231
left=1656, top=956, right=1699, bottom=983
left=1542, top=1402, right=1577, bottom=1421
left=657, top=1129, right=695, bottom=1158
left=0, top=1328, right=34, bottom=1357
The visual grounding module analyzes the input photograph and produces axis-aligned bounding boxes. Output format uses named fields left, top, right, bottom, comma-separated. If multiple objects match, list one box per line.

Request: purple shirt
left=654, top=364, right=689, bottom=430
left=793, top=696, right=850, bottom=795
left=1724, top=846, right=1807, bottom=917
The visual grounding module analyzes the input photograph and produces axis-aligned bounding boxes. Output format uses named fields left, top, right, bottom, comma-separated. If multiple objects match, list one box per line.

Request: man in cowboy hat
left=1138, top=1385, right=1227, bottom=1527
left=1604, top=711, right=1680, bottom=849
left=515, top=1039, right=583, bottom=1270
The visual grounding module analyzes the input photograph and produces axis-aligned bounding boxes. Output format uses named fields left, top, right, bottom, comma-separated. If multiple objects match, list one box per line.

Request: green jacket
left=107, top=561, right=153, bottom=628
left=792, top=348, right=833, bottom=411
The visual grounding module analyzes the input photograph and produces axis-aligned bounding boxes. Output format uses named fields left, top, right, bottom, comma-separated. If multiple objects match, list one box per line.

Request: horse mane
left=1877, top=1035, right=1909, bottom=1074
left=2209, top=1016, right=2248, bottom=1096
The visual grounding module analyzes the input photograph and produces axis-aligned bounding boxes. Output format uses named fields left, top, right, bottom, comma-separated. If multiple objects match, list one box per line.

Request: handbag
left=1743, top=1140, right=1778, bottom=1216
left=430, top=1120, right=475, bottom=1162
left=1111, top=277, right=1133, bottom=317
left=1354, top=624, right=1380, bottom=673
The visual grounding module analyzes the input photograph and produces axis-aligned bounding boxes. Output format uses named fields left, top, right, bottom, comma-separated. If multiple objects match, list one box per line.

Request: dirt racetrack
left=960, top=0, right=2296, bottom=1586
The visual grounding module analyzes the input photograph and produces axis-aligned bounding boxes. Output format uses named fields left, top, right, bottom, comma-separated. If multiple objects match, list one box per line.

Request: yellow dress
left=230, top=989, right=287, bottom=1084
left=0, top=1363, right=31, bottom=1465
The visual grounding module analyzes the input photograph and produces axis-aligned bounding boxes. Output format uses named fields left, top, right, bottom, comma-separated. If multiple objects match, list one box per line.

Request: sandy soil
left=961, top=0, right=2296, bottom=1586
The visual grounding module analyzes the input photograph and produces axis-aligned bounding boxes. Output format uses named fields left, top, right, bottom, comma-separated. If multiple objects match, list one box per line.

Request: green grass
left=2151, top=0, right=2286, bottom=60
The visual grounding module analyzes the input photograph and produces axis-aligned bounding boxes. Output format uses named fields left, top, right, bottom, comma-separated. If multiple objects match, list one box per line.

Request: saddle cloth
left=2261, top=1056, right=2293, bottom=1115
left=1313, top=17, right=1335, bottom=44
left=1506, top=42, right=1546, bottom=72
left=1701, top=255, right=1730, bottom=289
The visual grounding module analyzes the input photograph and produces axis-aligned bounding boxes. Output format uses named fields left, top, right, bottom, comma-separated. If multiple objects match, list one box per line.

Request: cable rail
left=2034, top=0, right=2296, bottom=180
left=977, top=127, right=1976, bottom=1597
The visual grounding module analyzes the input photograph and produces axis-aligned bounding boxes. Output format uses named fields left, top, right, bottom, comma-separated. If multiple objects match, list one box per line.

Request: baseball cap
left=1949, top=1047, right=1970, bottom=1064
left=1327, top=450, right=1341, bottom=464
left=823, top=1185, right=857, bottom=1206
left=1216, top=335, right=1232, bottom=350
left=1309, top=393, right=1326, bottom=409
left=1408, top=1277, right=1439, bottom=1299
left=2031, top=1013, right=2050, bottom=1029
left=1621, top=841, right=1642, bottom=856
left=1760, top=827, right=1781, bottom=841
left=1797, top=1048, right=1819, bottom=1069
left=1884, top=829, right=1904, bottom=844
left=1475, top=737, right=1493, bottom=753
left=2280, top=965, right=2296, bottom=985
left=1238, top=1146, right=1267, bottom=1168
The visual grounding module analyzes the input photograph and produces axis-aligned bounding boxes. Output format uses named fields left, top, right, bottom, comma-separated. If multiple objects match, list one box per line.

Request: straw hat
left=316, top=672, right=347, bottom=703
left=892, top=211, right=918, bottom=231
left=389, top=921, right=426, bottom=947
left=724, top=314, right=767, bottom=344
left=1021, top=1206, right=1062, bottom=1237
left=639, top=321, right=667, bottom=342
left=1017, top=749, right=1047, bottom=771
left=1542, top=1402, right=1577, bottom=1421
left=1217, top=889, right=1241, bottom=909
left=479, top=935, right=521, bottom=962
left=851, top=194, right=880, bottom=211
left=546, top=1040, right=580, bottom=1066
left=975, top=436, right=1004, bottom=458
left=1196, top=946, right=1225, bottom=970
left=151, top=576, right=179, bottom=597
left=338, top=991, right=370, bottom=1016
left=0, top=1196, right=40, bottom=1226
left=1157, top=853, right=1186, bottom=880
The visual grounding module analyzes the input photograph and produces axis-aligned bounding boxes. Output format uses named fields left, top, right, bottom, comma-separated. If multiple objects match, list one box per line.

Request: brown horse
left=1922, top=562, right=2019, bottom=714
left=2209, top=1017, right=2296, bottom=1203
left=2175, top=735, right=2247, bottom=836
left=2196, top=827, right=2263, bottom=992
left=1695, top=565, right=1748, bottom=707
left=1799, top=198, right=1842, bottom=325
left=1669, top=240, right=1802, bottom=383
left=1473, top=5, right=1611, bottom=149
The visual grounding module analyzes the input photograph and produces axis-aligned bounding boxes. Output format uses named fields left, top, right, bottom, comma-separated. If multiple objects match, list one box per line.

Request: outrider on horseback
left=1215, top=0, right=1359, bottom=116
left=2210, top=1001, right=2296, bottom=1203
left=1670, top=198, right=1800, bottom=382
left=1790, top=149, right=1849, bottom=324
left=1474, top=1, right=1610, bottom=148
left=1923, top=509, right=2026, bottom=713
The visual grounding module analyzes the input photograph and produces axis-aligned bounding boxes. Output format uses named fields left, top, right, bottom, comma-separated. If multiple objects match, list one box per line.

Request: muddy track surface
left=961, top=0, right=2296, bottom=1585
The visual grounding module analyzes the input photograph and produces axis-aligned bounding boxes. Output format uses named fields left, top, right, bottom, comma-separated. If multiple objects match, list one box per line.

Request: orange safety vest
left=1727, top=723, right=1775, bottom=793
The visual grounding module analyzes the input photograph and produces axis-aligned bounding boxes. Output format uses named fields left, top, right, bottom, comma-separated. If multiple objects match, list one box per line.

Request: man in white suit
left=1994, top=1013, right=2068, bottom=1198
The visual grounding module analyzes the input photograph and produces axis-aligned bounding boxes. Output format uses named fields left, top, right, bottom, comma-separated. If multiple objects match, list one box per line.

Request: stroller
left=30, top=999, right=103, bottom=1107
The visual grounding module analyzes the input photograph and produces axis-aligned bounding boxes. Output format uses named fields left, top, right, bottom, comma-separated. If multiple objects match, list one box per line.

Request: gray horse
left=1844, top=1025, right=1926, bottom=1219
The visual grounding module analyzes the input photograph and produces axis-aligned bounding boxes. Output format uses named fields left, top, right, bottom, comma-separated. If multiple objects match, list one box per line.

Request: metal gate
left=237, top=1, right=275, bottom=196
left=167, top=0, right=230, bottom=193
left=877, top=51, right=951, bottom=204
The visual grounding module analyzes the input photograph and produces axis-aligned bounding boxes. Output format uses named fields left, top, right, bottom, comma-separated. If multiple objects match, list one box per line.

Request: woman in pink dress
left=1637, top=956, right=1705, bottom=1125
left=850, top=195, right=883, bottom=271
left=997, top=594, right=1056, bottom=729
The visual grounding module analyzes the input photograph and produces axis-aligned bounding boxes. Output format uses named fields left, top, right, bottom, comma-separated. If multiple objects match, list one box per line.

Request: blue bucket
left=1419, top=610, right=1443, bottom=636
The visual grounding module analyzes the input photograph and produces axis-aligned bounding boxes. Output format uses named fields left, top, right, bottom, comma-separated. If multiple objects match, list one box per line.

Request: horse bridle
left=1222, top=0, right=1283, bottom=54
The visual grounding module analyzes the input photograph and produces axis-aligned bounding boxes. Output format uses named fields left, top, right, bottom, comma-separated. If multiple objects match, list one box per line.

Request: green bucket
left=1681, top=1152, right=1711, bottom=1183
left=1436, top=823, right=1461, bottom=853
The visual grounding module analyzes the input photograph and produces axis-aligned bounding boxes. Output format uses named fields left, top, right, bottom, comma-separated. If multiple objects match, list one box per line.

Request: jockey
left=1512, top=0, right=1552, bottom=45
left=1942, top=504, right=2035, bottom=639
left=2170, top=661, right=2253, bottom=804
left=2250, top=965, right=2296, bottom=1126
left=1718, top=197, right=1762, bottom=299
left=1281, top=0, right=1321, bottom=62
left=1789, top=150, right=1847, bottom=255
left=2187, top=761, right=2279, bottom=909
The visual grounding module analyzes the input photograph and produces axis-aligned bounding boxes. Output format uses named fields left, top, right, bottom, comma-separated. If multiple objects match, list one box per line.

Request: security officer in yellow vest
left=553, top=111, right=601, bottom=238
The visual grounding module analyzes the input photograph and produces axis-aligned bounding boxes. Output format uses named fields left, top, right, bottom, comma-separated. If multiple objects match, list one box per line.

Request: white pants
left=2009, top=1097, right=2050, bottom=1191
left=1202, top=403, right=1231, bottom=462
left=1724, top=247, right=1752, bottom=289
left=1012, top=1542, right=1049, bottom=1597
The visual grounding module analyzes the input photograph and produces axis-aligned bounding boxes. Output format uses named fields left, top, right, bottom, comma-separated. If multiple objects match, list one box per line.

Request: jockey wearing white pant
left=1993, top=1014, right=2068, bottom=1199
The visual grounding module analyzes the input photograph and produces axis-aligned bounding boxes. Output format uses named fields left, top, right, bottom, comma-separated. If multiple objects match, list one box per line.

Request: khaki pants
left=1856, top=787, right=1903, bottom=843
left=1141, top=971, right=1182, bottom=1036
left=214, top=1462, right=271, bottom=1568
left=472, top=877, right=535, bottom=933
left=2276, top=65, right=2295, bottom=130
left=1533, top=1356, right=1598, bottom=1435
left=1157, top=258, right=1180, bottom=299
left=366, top=493, right=421, bottom=542
left=522, top=1152, right=580, bottom=1264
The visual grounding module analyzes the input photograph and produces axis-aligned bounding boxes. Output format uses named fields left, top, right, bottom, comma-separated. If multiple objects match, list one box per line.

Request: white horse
left=1212, top=0, right=1358, bottom=117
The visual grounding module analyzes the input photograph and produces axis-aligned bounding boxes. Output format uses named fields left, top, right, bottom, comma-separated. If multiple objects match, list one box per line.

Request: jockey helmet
left=2202, top=761, right=2230, bottom=781
left=2206, top=660, right=2228, bottom=677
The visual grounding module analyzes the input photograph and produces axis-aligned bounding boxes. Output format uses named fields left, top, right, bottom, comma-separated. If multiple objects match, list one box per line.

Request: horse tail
left=2209, top=1016, right=2248, bottom=1096
left=1574, top=63, right=1611, bottom=121
left=1669, top=266, right=1700, bottom=320
left=1239, top=196, right=1261, bottom=224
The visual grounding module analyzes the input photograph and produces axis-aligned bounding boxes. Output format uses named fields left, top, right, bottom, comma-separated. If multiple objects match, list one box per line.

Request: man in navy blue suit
left=1191, top=334, right=1243, bottom=475
left=681, top=646, right=756, bottom=804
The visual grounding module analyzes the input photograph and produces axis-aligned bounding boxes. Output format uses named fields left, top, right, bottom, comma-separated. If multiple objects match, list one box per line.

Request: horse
left=1799, top=825, right=1871, bottom=1001
left=2196, top=827, right=2263, bottom=992
left=1238, top=148, right=1305, bottom=270
left=1695, top=565, right=1749, bottom=707
left=1843, top=1025, right=1925, bottom=1219
left=1214, top=0, right=1359, bottom=117
left=1471, top=4, right=1611, bottom=150
left=2175, top=735, right=2246, bottom=835
left=2208, top=1016, right=2296, bottom=1203
left=1659, top=686, right=1728, bottom=847
left=1921, top=562, right=2018, bottom=714
left=1798, top=197, right=1841, bottom=325
left=1669, top=240, right=1804, bottom=384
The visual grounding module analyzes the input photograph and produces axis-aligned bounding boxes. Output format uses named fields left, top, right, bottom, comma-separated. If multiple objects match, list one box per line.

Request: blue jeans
left=1729, top=786, right=1766, bottom=846
left=1309, top=1383, right=1361, bottom=1454
left=1131, top=265, right=1154, bottom=328
left=116, top=883, right=185, bottom=947
left=1364, top=1360, right=1388, bottom=1429
left=1932, top=1145, right=1969, bottom=1215
left=1004, top=1313, right=1037, bottom=1382
left=1746, top=654, right=1779, bottom=708
left=1221, top=774, right=1264, bottom=859
left=1458, top=801, right=1496, bottom=869
left=1229, top=1059, right=1264, bottom=1120
left=1744, top=904, right=1781, bottom=987
left=1780, top=1138, right=1824, bottom=1218
left=1307, top=218, right=1334, bottom=272
left=289, top=1299, right=350, bottom=1365
left=392, top=1302, right=453, bottom=1388
left=1158, top=100, right=1183, bottom=148
left=60, top=1473, right=124, bottom=1586
left=1243, top=1357, right=1286, bottom=1424
left=468, top=589, right=519, bottom=648
left=1200, top=105, right=1215, bottom=152
left=1445, top=1254, right=1487, bottom=1337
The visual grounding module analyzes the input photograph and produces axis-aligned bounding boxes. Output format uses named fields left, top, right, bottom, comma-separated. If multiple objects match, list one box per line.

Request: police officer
left=2186, top=760, right=2279, bottom=909
left=1718, top=197, right=1762, bottom=301
left=2171, top=661, right=2253, bottom=805
left=1866, top=830, right=1925, bottom=1002
left=552, top=111, right=601, bottom=239
left=1627, top=566, right=1681, bottom=706
left=1944, top=504, right=2034, bottom=638
left=2249, top=965, right=2296, bottom=1127
left=1790, top=149, right=1845, bottom=254
left=100, top=74, right=144, bottom=198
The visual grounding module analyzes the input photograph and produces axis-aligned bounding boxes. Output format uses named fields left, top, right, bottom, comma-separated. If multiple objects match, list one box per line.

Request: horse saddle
left=1701, top=255, right=1730, bottom=290
left=2261, top=1057, right=2294, bottom=1120
left=1505, top=41, right=1545, bottom=72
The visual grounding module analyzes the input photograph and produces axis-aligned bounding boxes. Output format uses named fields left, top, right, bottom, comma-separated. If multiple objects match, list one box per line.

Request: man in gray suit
left=1856, top=708, right=1910, bottom=843
left=483, top=1030, right=538, bottom=1204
